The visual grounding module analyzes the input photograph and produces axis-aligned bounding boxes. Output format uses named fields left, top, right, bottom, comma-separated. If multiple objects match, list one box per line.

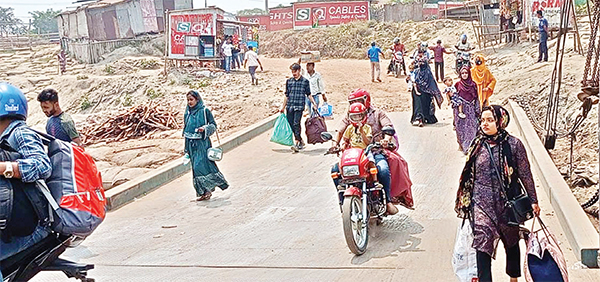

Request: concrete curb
left=105, top=114, right=279, bottom=211
left=506, top=100, right=599, bottom=268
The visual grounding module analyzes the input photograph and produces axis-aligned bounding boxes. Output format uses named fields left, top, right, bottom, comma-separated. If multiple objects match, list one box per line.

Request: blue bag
left=270, top=113, right=294, bottom=146
left=318, top=102, right=333, bottom=118
left=524, top=217, right=569, bottom=282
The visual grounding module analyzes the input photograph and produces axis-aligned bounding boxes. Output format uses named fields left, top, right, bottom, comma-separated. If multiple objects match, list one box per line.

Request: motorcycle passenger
left=331, top=89, right=399, bottom=215
left=387, top=38, right=406, bottom=75
left=342, top=103, right=373, bottom=150
left=0, top=83, right=53, bottom=280
left=411, top=42, right=432, bottom=62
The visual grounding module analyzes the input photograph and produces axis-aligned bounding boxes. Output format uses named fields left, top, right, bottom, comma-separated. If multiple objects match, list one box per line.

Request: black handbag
left=485, top=143, right=534, bottom=226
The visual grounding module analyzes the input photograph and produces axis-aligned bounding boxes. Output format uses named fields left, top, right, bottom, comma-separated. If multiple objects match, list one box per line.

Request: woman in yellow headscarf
left=471, top=54, right=497, bottom=108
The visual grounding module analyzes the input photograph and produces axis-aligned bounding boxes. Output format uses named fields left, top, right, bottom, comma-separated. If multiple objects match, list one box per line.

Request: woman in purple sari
left=454, top=66, right=480, bottom=154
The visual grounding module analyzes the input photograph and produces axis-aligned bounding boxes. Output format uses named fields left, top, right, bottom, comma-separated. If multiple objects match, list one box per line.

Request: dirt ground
left=0, top=17, right=597, bottom=223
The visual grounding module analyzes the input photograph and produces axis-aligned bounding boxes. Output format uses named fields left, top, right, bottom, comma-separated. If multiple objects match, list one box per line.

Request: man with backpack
left=0, top=82, right=52, bottom=272
left=37, top=89, right=82, bottom=146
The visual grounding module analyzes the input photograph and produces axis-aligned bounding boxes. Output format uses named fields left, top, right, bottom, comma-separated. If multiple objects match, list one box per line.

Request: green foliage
left=189, top=79, right=210, bottom=89
left=122, top=93, right=133, bottom=107
left=76, top=75, right=88, bottom=80
left=237, top=8, right=266, bottom=16
left=28, top=8, right=61, bottom=34
left=80, top=95, right=93, bottom=110
left=0, top=6, right=25, bottom=36
left=145, top=88, right=163, bottom=99
left=104, top=64, right=115, bottom=74
left=136, top=58, right=159, bottom=69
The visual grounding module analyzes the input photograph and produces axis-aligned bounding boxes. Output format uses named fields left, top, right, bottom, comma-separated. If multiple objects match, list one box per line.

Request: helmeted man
left=330, top=89, right=414, bottom=213
left=0, top=82, right=52, bottom=280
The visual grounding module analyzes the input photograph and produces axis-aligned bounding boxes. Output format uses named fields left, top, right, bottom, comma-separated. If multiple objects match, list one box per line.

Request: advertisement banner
left=293, top=1, right=370, bottom=29
left=527, top=0, right=564, bottom=28
left=239, top=15, right=270, bottom=31
left=269, top=7, right=294, bottom=31
left=169, top=12, right=215, bottom=58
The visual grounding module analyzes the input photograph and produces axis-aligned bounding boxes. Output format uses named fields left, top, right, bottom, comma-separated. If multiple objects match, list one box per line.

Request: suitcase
left=305, top=114, right=327, bottom=144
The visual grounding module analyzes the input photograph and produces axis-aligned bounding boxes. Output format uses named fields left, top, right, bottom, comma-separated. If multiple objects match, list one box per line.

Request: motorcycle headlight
left=342, top=165, right=360, bottom=177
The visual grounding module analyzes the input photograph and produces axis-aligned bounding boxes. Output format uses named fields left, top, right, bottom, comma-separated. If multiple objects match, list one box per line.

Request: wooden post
left=163, top=9, right=169, bottom=76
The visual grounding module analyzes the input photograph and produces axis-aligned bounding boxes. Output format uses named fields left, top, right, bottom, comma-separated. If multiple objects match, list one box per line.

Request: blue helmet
left=0, top=82, right=28, bottom=120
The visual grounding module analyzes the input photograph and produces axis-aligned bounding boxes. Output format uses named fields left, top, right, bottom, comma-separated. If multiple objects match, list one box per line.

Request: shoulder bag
left=485, top=142, right=534, bottom=226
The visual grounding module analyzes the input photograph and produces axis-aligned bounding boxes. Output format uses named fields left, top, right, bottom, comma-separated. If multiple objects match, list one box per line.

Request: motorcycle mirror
left=321, top=132, right=333, bottom=141
left=381, top=126, right=396, bottom=136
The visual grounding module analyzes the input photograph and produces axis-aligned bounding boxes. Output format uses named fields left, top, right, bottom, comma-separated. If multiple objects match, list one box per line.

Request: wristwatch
left=3, top=162, right=14, bottom=178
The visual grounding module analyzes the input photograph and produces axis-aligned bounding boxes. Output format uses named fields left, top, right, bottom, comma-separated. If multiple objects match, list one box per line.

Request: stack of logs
left=82, top=103, right=180, bottom=145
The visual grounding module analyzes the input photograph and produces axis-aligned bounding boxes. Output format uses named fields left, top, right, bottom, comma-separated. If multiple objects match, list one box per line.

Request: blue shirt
left=368, top=46, right=382, bottom=62
left=538, top=18, right=548, bottom=33
left=0, top=121, right=52, bottom=183
left=46, top=112, right=79, bottom=143
left=285, top=76, right=311, bottom=111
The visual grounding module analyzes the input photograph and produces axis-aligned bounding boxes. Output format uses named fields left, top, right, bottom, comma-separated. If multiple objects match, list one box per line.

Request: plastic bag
left=452, top=219, right=477, bottom=282
left=270, top=113, right=294, bottom=146
left=318, top=102, right=333, bottom=118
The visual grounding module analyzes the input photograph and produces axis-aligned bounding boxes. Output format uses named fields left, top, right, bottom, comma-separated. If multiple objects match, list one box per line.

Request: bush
left=81, top=95, right=93, bottom=110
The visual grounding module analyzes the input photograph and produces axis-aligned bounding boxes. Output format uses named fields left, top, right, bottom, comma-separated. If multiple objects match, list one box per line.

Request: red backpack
left=35, top=130, right=106, bottom=237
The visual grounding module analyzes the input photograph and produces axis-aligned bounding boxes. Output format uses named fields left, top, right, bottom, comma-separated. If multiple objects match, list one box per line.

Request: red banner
left=293, top=1, right=369, bottom=29
left=169, top=13, right=215, bottom=55
left=269, top=7, right=294, bottom=31
left=239, top=15, right=270, bottom=31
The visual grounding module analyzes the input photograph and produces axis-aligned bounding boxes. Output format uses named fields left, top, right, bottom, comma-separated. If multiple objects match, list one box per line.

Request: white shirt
left=222, top=43, right=233, bottom=57
left=244, top=50, right=259, bottom=67
left=302, top=70, right=325, bottom=96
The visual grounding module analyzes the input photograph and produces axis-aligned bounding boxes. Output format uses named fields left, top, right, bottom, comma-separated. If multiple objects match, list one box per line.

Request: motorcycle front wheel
left=342, top=195, right=368, bottom=255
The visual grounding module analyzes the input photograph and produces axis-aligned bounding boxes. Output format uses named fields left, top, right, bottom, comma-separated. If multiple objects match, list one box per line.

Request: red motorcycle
left=322, top=126, right=396, bottom=255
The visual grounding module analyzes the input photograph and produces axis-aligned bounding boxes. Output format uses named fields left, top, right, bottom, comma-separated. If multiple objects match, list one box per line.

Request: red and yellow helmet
left=347, top=88, right=371, bottom=109
left=348, top=102, right=367, bottom=127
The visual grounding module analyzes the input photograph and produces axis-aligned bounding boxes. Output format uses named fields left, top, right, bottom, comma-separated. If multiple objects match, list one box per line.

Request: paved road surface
left=34, top=111, right=597, bottom=281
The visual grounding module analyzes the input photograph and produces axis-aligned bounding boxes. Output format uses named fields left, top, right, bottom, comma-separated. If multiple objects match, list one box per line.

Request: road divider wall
left=507, top=100, right=599, bottom=268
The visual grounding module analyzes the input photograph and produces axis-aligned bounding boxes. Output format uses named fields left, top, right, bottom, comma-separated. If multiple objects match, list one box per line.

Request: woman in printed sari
left=455, top=105, right=540, bottom=282
left=454, top=66, right=480, bottom=154
left=183, top=90, right=229, bottom=201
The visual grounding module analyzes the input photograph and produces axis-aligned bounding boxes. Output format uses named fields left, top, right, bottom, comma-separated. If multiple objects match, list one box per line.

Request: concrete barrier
left=105, top=114, right=279, bottom=211
left=507, top=100, right=599, bottom=268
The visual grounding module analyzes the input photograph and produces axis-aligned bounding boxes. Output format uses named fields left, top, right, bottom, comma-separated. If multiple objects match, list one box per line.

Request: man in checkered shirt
left=280, top=63, right=317, bottom=152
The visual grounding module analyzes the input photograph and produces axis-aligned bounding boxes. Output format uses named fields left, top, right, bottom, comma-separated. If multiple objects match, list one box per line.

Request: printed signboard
left=169, top=12, right=216, bottom=58
left=269, top=7, right=294, bottom=31
left=239, top=15, right=270, bottom=31
left=293, top=1, right=370, bottom=29
left=527, top=0, right=564, bottom=28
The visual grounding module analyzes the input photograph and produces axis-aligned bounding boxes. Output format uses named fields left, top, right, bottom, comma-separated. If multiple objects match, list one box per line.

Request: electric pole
left=205, top=0, right=208, bottom=8
left=265, top=0, right=269, bottom=14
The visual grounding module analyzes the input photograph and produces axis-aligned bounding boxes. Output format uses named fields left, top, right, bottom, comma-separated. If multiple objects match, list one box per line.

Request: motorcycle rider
left=411, top=42, right=432, bottom=62
left=387, top=38, right=406, bottom=75
left=330, top=89, right=400, bottom=215
left=0, top=83, right=53, bottom=280
left=455, top=34, right=474, bottom=52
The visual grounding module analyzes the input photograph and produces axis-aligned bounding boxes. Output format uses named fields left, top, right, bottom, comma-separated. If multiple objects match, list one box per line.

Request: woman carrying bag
left=455, top=105, right=540, bottom=282
left=183, top=90, right=229, bottom=201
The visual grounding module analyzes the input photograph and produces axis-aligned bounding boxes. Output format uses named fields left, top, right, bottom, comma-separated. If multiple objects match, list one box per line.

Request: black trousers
left=434, top=62, right=444, bottom=82
left=286, top=108, right=303, bottom=142
left=476, top=243, right=521, bottom=282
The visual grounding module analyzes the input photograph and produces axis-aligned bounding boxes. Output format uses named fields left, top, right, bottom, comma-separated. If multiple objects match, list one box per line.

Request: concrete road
left=34, top=111, right=598, bottom=281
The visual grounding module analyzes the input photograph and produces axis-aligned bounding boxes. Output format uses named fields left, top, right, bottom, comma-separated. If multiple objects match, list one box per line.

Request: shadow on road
left=350, top=213, right=425, bottom=265
left=271, top=148, right=329, bottom=156
left=196, top=196, right=232, bottom=209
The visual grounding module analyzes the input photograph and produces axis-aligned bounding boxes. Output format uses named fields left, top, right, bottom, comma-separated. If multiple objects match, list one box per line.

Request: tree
left=29, top=8, right=61, bottom=34
left=0, top=6, right=24, bottom=36
left=236, top=8, right=266, bottom=16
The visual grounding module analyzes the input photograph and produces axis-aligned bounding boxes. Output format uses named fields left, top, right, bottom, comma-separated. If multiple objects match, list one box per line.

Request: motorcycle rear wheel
left=342, top=195, right=368, bottom=255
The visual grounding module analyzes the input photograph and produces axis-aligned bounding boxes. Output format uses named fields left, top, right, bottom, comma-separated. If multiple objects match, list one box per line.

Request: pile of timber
left=82, top=103, right=180, bottom=145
